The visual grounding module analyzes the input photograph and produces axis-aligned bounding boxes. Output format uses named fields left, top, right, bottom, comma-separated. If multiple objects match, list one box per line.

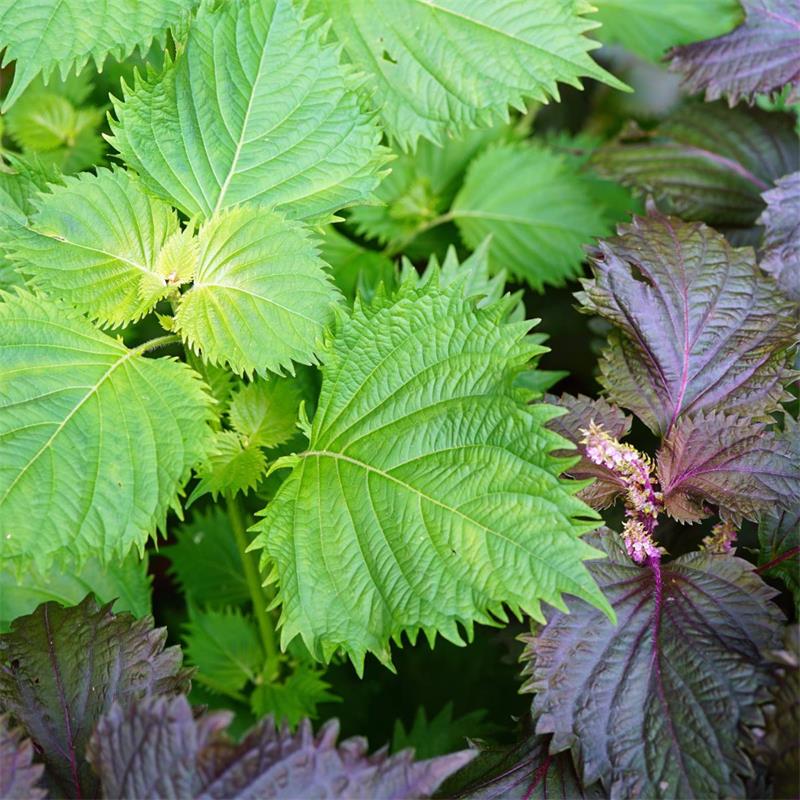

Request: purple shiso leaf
left=0, top=596, right=191, bottom=799
left=668, top=0, right=800, bottom=106
left=577, top=211, right=796, bottom=437
left=758, top=170, right=800, bottom=303
left=526, top=531, right=784, bottom=799
left=656, top=409, right=800, bottom=524
left=0, top=715, right=46, bottom=800
left=87, top=693, right=475, bottom=800
left=544, top=393, right=632, bottom=510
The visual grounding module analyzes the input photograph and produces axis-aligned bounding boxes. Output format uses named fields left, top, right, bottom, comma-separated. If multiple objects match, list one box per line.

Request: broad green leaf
left=174, top=206, right=339, bottom=377
left=758, top=171, right=800, bottom=303
left=0, top=292, right=214, bottom=570
left=162, top=507, right=250, bottom=608
left=188, top=430, right=267, bottom=504
left=528, top=533, right=784, bottom=799
left=10, top=168, right=185, bottom=327
left=88, top=695, right=474, bottom=799
left=452, top=143, right=610, bottom=289
left=0, top=597, right=191, bottom=799
left=669, top=0, right=800, bottom=105
left=0, top=0, right=197, bottom=111
left=0, top=716, right=46, bottom=800
left=110, top=0, right=388, bottom=222
left=250, top=663, right=337, bottom=726
left=578, top=213, right=797, bottom=436
left=315, top=0, right=627, bottom=149
left=593, top=0, right=741, bottom=62
left=252, top=275, right=611, bottom=671
left=185, top=607, right=263, bottom=693
left=0, top=551, right=151, bottom=632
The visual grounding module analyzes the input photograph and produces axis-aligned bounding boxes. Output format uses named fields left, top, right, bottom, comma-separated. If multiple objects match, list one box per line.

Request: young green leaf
left=0, top=292, right=214, bottom=571
left=88, top=694, right=474, bottom=799
left=592, top=0, right=741, bottom=63
left=0, top=551, right=151, bottom=632
left=188, top=431, right=267, bottom=505
left=392, top=703, right=493, bottom=761
left=0, top=597, right=191, bottom=799
left=0, top=0, right=197, bottom=111
left=10, top=168, right=184, bottom=327
left=250, top=663, right=338, bottom=727
left=593, top=104, right=799, bottom=233
left=578, top=212, right=796, bottom=436
left=669, top=0, right=800, bottom=105
left=184, top=607, right=263, bottom=693
left=657, top=411, right=800, bottom=524
left=528, top=532, right=784, bottom=799
left=174, top=206, right=339, bottom=377
left=110, top=0, right=387, bottom=222
left=314, top=0, right=626, bottom=149
left=252, top=275, right=612, bottom=671
left=452, top=143, right=610, bottom=290
left=758, top=170, right=800, bottom=303
left=0, top=716, right=46, bottom=800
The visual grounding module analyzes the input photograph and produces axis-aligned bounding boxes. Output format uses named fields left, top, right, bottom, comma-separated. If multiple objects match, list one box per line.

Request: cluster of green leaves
left=0, top=1, right=798, bottom=798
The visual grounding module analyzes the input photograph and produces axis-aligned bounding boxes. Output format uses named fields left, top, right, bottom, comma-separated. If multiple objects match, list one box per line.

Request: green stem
left=226, top=495, right=280, bottom=672
left=129, top=333, right=181, bottom=357
left=384, top=210, right=457, bottom=258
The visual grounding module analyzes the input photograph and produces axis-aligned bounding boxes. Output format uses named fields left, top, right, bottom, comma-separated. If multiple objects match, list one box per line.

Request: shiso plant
left=0, top=1, right=798, bottom=799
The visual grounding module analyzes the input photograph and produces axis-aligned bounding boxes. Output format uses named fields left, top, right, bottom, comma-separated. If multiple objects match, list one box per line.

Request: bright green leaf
left=250, top=663, right=337, bottom=726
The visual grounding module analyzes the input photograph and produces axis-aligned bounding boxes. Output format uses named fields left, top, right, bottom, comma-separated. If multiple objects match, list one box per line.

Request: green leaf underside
left=0, top=292, right=214, bottom=570
left=110, top=0, right=387, bottom=222
left=175, top=206, right=339, bottom=378
left=452, top=143, right=610, bottom=290
left=0, top=597, right=190, bottom=799
left=252, top=275, right=611, bottom=671
left=0, top=0, right=197, bottom=111
left=529, top=533, right=784, bottom=799
left=316, top=0, right=627, bottom=149
left=10, top=168, right=182, bottom=327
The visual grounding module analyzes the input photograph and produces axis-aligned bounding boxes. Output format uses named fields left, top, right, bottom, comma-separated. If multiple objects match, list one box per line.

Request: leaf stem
left=384, top=210, right=457, bottom=257
left=129, top=333, right=182, bottom=357
left=755, top=546, right=800, bottom=575
left=226, top=495, right=280, bottom=674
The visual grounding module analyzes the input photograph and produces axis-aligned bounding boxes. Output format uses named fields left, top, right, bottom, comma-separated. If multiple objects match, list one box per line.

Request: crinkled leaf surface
left=88, top=694, right=474, bottom=799
left=593, top=104, right=799, bottom=231
left=669, top=0, right=800, bottom=105
left=758, top=170, right=800, bottom=302
left=252, top=276, right=611, bottom=670
left=528, top=533, right=784, bottom=799
left=544, top=393, right=632, bottom=510
left=0, top=550, right=151, bottom=632
left=10, top=168, right=183, bottom=327
left=578, top=213, right=796, bottom=436
left=0, top=597, right=191, bottom=799
left=592, top=0, right=741, bottom=62
left=657, top=410, right=800, bottom=523
left=315, top=0, right=625, bottom=149
left=110, top=0, right=387, bottom=222
left=175, top=206, right=339, bottom=378
left=0, top=715, right=46, bottom=800
left=0, top=292, right=214, bottom=570
left=0, top=0, right=196, bottom=111
left=452, top=143, right=610, bottom=290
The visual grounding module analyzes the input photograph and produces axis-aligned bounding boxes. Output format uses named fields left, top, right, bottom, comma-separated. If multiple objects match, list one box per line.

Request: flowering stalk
left=701, top=520, right=738, bottom=554
left=581, top=422, right=664, bottom=565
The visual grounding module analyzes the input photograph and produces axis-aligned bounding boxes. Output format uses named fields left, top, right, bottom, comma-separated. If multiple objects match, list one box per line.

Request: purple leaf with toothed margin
left=87, top=693, right=475, bottom=799
left=0, top=715, right=45, bottom=800
left=0, top=596, right=191, bottom=799
left=526, top=531, right=784, bottom=799
left=656, top=410, right=800, bottom=523
left=668, top=0, right=800, bottom=106
left=544, top=393, right=631, bottom=510
left=759, top=170, right=800, bottom=302
left=577, top=211, right=797, bottom=437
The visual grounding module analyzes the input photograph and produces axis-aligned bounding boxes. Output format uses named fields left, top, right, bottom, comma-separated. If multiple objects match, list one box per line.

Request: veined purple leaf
left=656, top=410, right=800, bottom=523
left=669, top=0, right=800, bottom=105
left=87, top=694, right=474, bottom=800
left=0, top=715, right=45, bottom=800
left=528, top=532, right=784, bottom=799
left=544, top=393, right=632, bottom=509
left=592, top=104, right=799, bottom=233
left=759, top=171, right=800, bottom=302
left=577, top=212, right=796, bottom=436
left=0, top=597, right=190, bottom=799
